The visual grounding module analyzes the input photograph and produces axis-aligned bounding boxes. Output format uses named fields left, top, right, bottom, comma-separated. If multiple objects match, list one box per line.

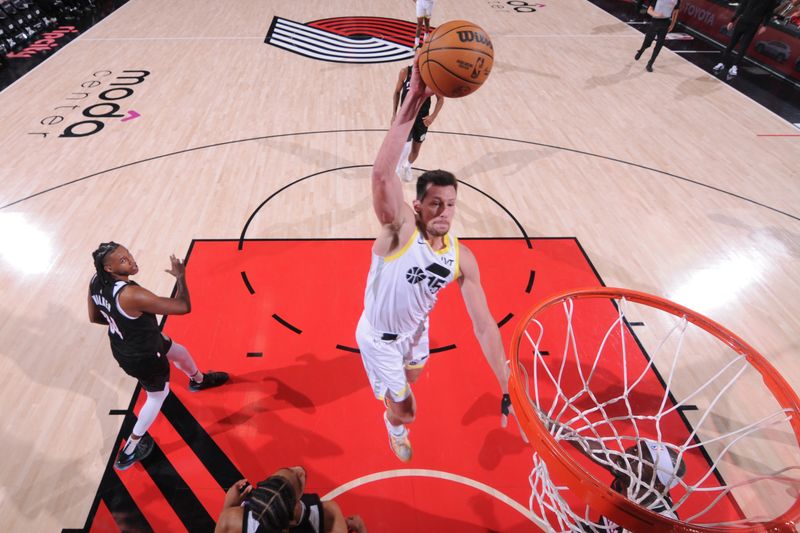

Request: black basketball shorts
left=115, top=337, right=173, bottom=392
left=408, top=117, right=429, bottom=144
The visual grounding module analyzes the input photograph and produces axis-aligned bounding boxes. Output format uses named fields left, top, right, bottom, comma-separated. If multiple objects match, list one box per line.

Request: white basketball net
left=514, top=295, right=800, bottom=531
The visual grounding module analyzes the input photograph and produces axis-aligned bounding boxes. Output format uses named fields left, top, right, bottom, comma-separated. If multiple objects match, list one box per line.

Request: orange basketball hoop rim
left=508, top=287, right=800, bottom=532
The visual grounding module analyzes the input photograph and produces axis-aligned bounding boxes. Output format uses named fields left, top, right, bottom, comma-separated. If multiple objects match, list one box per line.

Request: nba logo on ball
left=419, top=20, right=494, bottom=98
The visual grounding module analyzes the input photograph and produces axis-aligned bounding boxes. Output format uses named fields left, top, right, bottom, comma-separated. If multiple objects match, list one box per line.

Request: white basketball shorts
left=355, top=313, right=430, bottom=402
left=416, top=0, right=435, bottom=19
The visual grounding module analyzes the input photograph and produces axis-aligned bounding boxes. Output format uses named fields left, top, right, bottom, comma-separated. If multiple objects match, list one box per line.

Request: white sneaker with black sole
left=726, top=65, right=738, bottom=80
left=712, top=62, right=725, bottom=75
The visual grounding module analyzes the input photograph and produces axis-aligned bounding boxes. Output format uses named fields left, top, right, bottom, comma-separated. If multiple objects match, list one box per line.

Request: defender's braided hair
left=91, top=241, right=120, bottom=285
left=246, top=474, right=297, bottom=532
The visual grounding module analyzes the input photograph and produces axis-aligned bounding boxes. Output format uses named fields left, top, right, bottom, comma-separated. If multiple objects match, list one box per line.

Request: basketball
left=418, top=20, right=494, bottom=98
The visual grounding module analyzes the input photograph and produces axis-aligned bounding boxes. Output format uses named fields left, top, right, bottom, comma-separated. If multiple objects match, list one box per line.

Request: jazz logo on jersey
left=406, top=263, right=451, bottom=293
left=265, top=16, right=422, bottom=64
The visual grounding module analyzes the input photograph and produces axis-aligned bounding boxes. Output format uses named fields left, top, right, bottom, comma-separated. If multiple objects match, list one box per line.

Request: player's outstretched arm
left=457, top=245, right=509, bottom=394
left=372, top=56, right=433, bottom=228
left=120, top=284, right=191, bottom=316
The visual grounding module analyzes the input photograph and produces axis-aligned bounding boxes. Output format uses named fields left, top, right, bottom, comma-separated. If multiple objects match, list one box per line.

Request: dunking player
left=392, top=63, right=444, bottom=183
left=356, top=57, right=514, bottom=462
left=89, top=242, right=228, bottom=470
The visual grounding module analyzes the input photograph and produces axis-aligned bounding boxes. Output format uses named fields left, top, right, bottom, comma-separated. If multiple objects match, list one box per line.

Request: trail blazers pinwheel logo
left=265, top=16, right=421, bottom=63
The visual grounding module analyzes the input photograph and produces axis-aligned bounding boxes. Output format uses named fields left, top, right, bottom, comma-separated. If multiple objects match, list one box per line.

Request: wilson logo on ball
left=456, top=31, right=493, bottom=49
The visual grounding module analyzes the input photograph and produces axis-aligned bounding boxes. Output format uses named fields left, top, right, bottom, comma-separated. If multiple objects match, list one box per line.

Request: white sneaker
left=384, top=412, right=412, bottom=462
left=712, top=62, right=725, bottom=75
left=726, top=65, right=737, bottom=80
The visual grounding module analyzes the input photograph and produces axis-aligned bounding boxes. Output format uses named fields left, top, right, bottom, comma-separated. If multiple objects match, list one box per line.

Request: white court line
left=674, top=50, right=719, bottom=53
left=321, top=468, right=550, bottom=529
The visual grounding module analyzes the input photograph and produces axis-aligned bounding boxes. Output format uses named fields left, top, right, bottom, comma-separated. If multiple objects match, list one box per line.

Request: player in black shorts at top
left=89, top=242, right=228, bottom=470
left=392, top=63, right=444, bottom=183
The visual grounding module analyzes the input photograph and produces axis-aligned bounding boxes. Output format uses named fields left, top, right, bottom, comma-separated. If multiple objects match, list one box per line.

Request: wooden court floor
left=0, top=0, right=798, bottom=531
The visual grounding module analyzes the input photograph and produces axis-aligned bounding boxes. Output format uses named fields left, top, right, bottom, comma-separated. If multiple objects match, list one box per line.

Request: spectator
left=712, top=0, right=780, bottom=80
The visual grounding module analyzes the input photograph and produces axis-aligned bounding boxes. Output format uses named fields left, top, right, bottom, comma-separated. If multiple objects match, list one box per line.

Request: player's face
left=416, top=185, right=457, bottom=237
left=104, top=246, right=139, bottom=277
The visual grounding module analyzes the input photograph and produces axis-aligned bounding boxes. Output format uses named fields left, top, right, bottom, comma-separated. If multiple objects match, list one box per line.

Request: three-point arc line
left=430, top=344, right=456, bottom=353
left=272, top=314, right=302, bottom=334
left=241, top=271, right=255, bottom=294
left=336, top=344, right=360, bottom=353
left=321, top=469, right=547, bottom=528
left=525, top=270, right=536, bottom=293
left=497, top=313, right=514, bottom=328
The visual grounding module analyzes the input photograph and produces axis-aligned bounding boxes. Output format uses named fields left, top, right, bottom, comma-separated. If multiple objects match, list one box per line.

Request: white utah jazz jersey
left=364, top=229, right=460, bottom=334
